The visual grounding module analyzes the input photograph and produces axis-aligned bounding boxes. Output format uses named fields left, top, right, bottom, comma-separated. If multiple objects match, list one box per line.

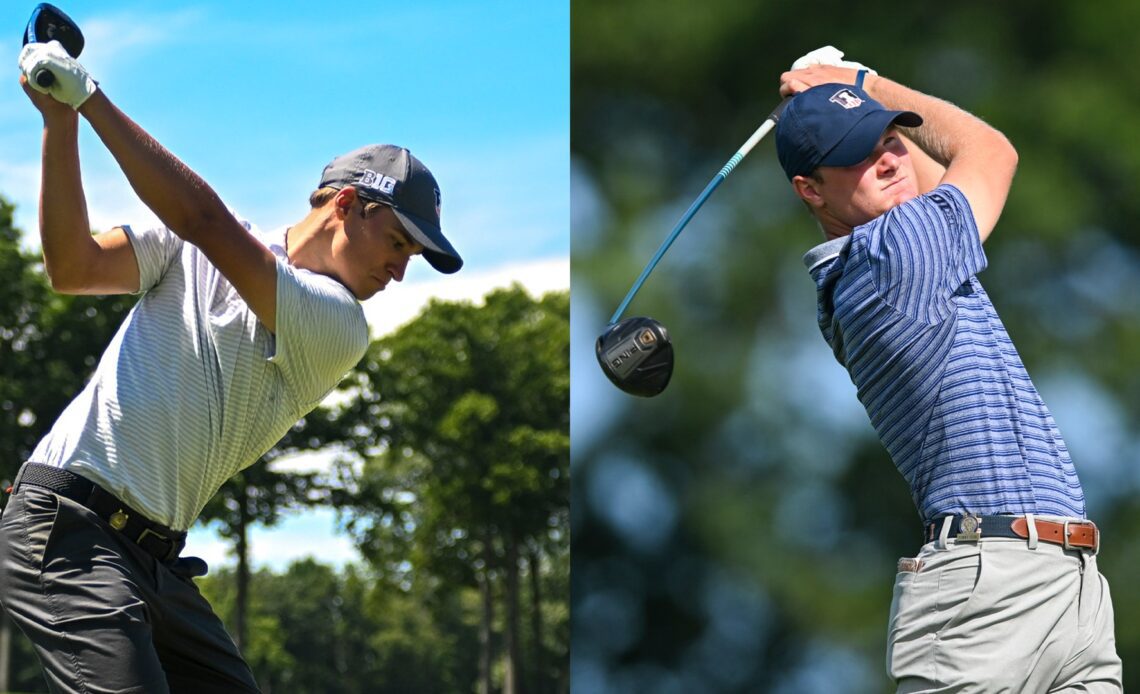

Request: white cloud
left=363, top=256, right=568, bottom=338
left=269, top=447, right=346, bottom=475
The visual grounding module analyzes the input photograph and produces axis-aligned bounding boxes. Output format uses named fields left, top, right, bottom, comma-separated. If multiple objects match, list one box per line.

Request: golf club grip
left=607, top=97, right=791, bottom=325
left=738, top=97, right=791, bottom=159
left=34, top=69, right=55, bottom=88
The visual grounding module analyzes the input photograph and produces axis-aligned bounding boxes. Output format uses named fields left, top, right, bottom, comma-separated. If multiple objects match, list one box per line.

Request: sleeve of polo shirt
left=121, top=224, right=185, bottom=293
left=270, top=262, right=370, bottom=408
left=865, top=183, right=988, bottom=323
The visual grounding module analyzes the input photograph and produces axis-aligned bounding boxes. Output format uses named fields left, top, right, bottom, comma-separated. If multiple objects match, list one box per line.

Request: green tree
left=331, top=286, right=570, bottom=693
left=196, top=459, right=322, bottom=652
left=198, top=566, right=295, bottom=692
left=199, top=559, right=476, bottom=693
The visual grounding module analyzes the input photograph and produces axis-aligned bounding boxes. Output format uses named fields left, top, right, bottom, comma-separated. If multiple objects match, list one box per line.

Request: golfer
left=0, top=41, right=461, bottom=692
left=777, top=55, right=1122, bottom=691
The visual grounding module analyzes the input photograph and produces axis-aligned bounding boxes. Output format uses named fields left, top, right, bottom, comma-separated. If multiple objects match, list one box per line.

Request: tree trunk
left=504, top=534, right=523, bottom=694
left=235, top=479, right=250, bottom=652
left=0, top=611, right=10, bottom=694
left=478, top=540, right=494, bottom=694
left=527, top=545, right=544, bottom=694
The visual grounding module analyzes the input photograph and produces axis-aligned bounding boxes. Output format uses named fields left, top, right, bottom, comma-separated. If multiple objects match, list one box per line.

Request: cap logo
left=434, top=188, right=442, bottom=218
left=829, top=89, right=864, bottom=110
left=359, top=169, right=398, bottom=195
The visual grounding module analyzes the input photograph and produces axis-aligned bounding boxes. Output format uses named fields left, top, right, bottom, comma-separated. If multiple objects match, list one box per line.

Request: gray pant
left=0, top=485, right=260, bottom=693
left=887, top=535, right=1122, bottom=693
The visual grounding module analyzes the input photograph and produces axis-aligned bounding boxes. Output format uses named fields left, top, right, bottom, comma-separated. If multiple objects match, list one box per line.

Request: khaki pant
left=887, top=534, right=1122, bottom=693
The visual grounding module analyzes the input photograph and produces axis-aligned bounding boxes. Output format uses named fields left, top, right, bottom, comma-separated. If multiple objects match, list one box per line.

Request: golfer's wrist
left=41, top=107, right=79, bottom=133
left=76, top=86, right=105, bottom=118
left=859, top=71, right=881, bottom=96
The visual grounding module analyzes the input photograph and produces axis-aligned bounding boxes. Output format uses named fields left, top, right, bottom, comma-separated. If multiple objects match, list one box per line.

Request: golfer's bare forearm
left=37, top=110, right=98, bottom=290
left=78, top=89, right=235, bottom=244
left=863, top=74, right=1017, bottom=241
left=860, top=75, right=1008, bottom=166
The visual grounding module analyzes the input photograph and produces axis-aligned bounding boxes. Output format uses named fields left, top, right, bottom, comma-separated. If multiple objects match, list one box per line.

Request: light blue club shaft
left=608, top=98, right=791, bottom=325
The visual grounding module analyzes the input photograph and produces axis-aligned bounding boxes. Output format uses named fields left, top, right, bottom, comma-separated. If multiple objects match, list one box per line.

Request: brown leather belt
left=925, top=514, right=1099, bottom=552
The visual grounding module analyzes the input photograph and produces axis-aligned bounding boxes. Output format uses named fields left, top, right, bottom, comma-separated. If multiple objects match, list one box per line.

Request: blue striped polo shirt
left=803, top=184, right=1085, bottom=522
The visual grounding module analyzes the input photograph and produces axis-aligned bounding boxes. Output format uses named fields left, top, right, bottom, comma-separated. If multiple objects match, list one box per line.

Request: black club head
left=24, top=4, right=85, bottom=58
left=595, top=316, right=674, bottom=397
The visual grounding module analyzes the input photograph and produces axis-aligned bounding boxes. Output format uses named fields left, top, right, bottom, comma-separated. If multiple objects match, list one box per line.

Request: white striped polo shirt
left=28, top=221, right=369, bottom=530
left=803, top=184, right=1085, bottom=522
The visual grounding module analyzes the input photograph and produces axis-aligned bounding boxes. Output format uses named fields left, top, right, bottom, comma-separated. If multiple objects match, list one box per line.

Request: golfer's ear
left=333, top=187, right=357, bottom=218
left=792, top=175, right=824, bottom=209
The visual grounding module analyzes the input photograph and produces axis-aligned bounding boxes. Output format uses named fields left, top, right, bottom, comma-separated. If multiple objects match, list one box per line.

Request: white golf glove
left=791, top=45, right=878, bottom=75
left=18, top=40, right=98, bottom=109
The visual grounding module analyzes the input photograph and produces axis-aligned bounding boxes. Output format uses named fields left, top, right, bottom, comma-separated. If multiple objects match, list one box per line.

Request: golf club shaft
left=608, top=97, right=791, bottom=325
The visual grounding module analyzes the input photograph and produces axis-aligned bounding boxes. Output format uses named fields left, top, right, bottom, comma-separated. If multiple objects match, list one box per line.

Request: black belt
left=925, top=514, right=1099, bottom=552
left=14, top=463, right=186, bottom=563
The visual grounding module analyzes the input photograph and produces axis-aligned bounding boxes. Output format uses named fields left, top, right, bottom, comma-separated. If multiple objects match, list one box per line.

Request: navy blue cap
left=775, top=83, right=923, bottom=180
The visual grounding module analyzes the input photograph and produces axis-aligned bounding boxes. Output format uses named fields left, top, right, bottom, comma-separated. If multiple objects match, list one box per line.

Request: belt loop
left=1025, top=513, right=1038, bottom=550
left=84, top=480, right=103, bottom=512
left=11, top=463, right=27, bottom=493
left=935, top=516, right=952, bottom=550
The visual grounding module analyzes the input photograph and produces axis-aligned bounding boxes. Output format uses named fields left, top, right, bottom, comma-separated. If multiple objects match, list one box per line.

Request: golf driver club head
left=596, top=316, right=674, bottom=397
left=22, top=3, right=84, bottom=88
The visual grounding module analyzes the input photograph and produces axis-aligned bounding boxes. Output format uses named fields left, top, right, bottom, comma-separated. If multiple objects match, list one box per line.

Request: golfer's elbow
left=40, top=238, right=94, bottom=293
left=993, top=133, right=1019, bottom=213
left=995, top=130, right=1019, bottom=180
left=170, top=196, right=236, bottom=247
left=976, top=127, right=1019, bottom=199
left=44, top=264, right=75, bottom=293
left=42, top=228, right=141, bottom=295
left=44, top=256, right=93, bottom=294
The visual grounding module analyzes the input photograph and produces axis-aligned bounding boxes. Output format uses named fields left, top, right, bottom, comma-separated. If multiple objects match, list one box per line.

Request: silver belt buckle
left=956, top=513, right=982, bottom=542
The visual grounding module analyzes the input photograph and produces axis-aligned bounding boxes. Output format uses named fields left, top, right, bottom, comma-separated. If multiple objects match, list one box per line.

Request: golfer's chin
left=882, top=184, right=919, bottom=211
left=351, top=284, right=381, bottom=301
left=321, top=270, right=380, bottom=301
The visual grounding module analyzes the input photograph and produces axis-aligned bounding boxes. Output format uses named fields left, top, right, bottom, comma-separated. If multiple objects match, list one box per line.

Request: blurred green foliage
left=572, top=2, right=1140, bottom=692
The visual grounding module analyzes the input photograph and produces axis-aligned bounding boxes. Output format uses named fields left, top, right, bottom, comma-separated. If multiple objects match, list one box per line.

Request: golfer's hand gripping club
left=791, top=45, right=877, bottom=75
left=18, top=40, right=96, bottom=109
left=607, top=97, right=791, bottom=325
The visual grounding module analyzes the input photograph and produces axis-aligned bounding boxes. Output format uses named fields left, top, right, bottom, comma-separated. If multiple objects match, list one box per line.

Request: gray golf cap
left=319, top=144, right=462, bottom=274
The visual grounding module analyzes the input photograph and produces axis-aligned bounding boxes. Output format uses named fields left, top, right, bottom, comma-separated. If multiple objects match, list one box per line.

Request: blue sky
left=1, top=1, right=568, bottom=570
